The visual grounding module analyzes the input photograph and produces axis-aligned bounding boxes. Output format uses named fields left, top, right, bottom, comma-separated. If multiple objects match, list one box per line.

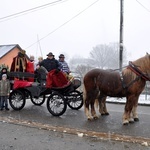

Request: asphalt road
left=0, top=101, right=150, bottom=150
left=0, top=121, right=149, bottom=150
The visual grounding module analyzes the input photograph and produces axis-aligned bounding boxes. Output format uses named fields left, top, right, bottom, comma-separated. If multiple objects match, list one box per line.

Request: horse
left=83, top=53, right=150, bottom=125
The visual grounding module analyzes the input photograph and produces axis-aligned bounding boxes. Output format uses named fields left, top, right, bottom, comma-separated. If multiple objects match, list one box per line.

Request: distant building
left=0, top=44, right=29, bottom=70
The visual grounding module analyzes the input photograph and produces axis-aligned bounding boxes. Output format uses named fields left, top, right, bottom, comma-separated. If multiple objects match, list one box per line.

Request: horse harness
left=128, top=61, right=150, bottom=81
left=120, top=61, right=150, bottom=90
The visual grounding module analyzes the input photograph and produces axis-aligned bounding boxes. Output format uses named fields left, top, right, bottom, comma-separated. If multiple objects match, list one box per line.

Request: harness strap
left=119, top=70, right=141, bottom=90
left=126, top=76, right=141, bottom=88
left=128, top=61, right=150, bottom=81
left=119, top=71, right=126, bottom=89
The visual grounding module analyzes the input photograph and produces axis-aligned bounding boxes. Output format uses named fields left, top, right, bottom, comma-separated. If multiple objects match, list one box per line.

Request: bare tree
left=90, top=43, right=127, bottom=69
left=90, top=44, right=110, bottom=69
left=68, top=43, right=127, bottom=79
left=69, top=57, right=94, bottom=72
left=75, top=64, right=93, bottom=79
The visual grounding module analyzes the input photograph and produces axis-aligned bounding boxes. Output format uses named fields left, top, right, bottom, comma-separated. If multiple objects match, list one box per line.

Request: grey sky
left=0, top=0, right=150, bottom=62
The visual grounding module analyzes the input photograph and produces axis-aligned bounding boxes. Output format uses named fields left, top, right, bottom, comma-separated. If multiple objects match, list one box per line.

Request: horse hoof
left=105, top=112, right=109, bottom=115
left=101, top=112, right=109, bottom=116
left=134, top=118, right=139, bottom=122
left=87, top=117, right=92, bottom=121
left=129, top=118, right=134, bottom=123
left=93, top=116, right=99, bottom=120
left=123, top=122, right=129, bottom=125
left=101, top=113, right=105, bottom=116
left=123, top=120, right=129, bottom=125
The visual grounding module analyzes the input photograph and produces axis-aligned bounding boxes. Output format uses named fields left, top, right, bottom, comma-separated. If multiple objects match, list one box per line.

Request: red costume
left=10, top=51, right=27, bottom=72
left=46, top=69, right=69, bottom=88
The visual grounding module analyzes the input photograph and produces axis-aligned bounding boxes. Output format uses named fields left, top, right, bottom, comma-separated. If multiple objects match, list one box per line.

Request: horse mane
left=133, top=53, right=150, bottom=70
left=122, top=53, right=150, bottom=80
left=122, top=68, right=137, bottom=81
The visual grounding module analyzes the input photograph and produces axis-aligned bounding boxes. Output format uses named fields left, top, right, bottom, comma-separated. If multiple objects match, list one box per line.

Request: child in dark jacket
left=0, top=74, right=10, bottom=110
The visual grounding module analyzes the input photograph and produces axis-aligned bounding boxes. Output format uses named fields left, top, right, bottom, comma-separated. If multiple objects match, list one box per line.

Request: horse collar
left=128, top=61, right=150, bottom=81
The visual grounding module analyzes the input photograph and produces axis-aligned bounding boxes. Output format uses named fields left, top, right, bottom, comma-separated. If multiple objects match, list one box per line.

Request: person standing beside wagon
left=0, top=74, right=10, bottom=111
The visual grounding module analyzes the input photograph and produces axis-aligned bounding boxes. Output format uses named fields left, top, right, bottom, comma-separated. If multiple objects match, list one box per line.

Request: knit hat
left=2, top=74, right=7, bottom=78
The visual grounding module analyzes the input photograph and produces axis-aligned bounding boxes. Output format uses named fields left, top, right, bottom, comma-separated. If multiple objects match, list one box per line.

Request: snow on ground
left=106, top=94, right=150, bottom=105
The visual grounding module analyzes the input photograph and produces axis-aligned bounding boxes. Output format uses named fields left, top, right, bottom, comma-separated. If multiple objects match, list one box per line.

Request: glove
left=55, top=69, right=60, bottom=74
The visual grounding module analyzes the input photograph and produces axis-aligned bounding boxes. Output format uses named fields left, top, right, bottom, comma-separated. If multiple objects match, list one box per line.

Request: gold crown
left=21, top=50, right=26, bottom=55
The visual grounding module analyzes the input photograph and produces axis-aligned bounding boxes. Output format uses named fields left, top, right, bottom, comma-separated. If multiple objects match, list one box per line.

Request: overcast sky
left=0, top=0, right=150, bottom=62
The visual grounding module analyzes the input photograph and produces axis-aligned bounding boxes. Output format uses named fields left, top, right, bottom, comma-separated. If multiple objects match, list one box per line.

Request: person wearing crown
left=10, top=50, right=27, bottom=72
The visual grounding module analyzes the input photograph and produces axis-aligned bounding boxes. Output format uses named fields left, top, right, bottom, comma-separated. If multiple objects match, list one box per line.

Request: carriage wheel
left=9, top=90, right=26, bottom=110
left=30, top=95, right=45, bottom=106
left=46, top=92, right=67, bottom=116
left=67, top=90, right=83, bottom=110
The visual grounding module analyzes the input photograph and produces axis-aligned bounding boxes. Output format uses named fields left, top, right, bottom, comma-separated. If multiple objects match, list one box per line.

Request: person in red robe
left=10, top=50, right=27, bottom=72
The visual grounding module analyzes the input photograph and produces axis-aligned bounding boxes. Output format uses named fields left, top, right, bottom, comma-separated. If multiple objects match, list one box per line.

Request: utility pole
left=119, top=0, right=124, bottom=71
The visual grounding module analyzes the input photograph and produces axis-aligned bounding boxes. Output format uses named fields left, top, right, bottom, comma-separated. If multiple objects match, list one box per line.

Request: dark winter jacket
left=34, top=66, right=48, bottom=83
left=40, top=58, right=61, bottom=72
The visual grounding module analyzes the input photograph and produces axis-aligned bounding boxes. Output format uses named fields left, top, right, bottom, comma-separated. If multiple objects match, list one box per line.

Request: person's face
left=48, top=55, right=53, bottom=59
left=38, top=58, right=43, bottom=62
left=59, top=57, right=64, bottom=61
left=2, top=76, right=6, bottom=80
left=2, top=69, right=6, bottom=72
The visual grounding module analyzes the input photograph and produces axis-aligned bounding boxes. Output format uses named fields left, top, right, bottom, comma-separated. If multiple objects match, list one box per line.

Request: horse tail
left=83, top=83, right=87, bottom=113
left=83, top=84, right=86, bottom=105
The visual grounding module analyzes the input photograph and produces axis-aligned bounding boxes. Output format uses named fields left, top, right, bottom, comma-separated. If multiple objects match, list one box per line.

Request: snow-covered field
left=106, top=94, right=150, bottom=105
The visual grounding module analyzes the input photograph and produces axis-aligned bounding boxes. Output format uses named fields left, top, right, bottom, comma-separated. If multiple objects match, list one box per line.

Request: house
left=0, top=44, right=29, bottom=70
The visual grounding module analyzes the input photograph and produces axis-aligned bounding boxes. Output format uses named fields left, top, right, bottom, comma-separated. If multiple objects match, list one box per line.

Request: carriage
left=8, top=71, right=83, bottom=116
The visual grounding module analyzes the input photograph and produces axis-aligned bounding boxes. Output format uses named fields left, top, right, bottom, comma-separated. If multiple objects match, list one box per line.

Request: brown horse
left=83, top=53, right=150, bottom=125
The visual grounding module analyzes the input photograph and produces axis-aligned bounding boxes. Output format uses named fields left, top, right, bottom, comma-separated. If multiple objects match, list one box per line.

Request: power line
left=26, top=0, right=100, bottom=49
left=136, top=0, right=150, bottom=12
left=0, top=0, right=68, bottom=22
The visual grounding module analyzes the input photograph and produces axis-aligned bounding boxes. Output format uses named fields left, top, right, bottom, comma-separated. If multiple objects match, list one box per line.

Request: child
left=0, top=74, right=10, bottom=110
left=0, top=67, right=9, bottom=80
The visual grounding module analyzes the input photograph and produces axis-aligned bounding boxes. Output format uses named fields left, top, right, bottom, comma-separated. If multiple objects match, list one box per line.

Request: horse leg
left=101, top=96, right=109, bottom=115
left=84, top=98, right=92, bottom=120
left=91, top=101, right=99, bottom=119
left=132, top=96, right=139, bottom=122
left=132, top=106, right=139, bottom=121
left=83, top=87, right=92, bottom=120
left=84, top=89, right=99, bottom=120
left=84, top=95, right=93, bottom=120
left=122, top=96, right=134, bottom=125
left=98, top=100, right=105, bottom=115
left=98, top=95, right=109, bottom=115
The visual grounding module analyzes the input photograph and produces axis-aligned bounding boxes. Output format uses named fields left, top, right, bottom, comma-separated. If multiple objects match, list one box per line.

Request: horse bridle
left=128, top=61, right=150, bottom=81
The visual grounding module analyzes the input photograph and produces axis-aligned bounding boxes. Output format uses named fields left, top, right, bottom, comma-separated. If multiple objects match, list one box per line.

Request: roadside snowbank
left=106, top=94, right=150, bottom=105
